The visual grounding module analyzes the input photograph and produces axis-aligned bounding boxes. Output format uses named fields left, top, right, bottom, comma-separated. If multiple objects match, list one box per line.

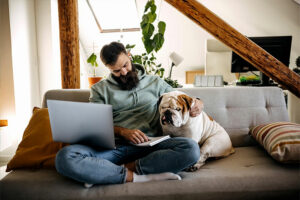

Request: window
left=87, top=0, right=140, bottom=33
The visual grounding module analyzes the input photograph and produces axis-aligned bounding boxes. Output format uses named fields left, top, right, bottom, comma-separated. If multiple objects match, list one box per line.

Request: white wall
left=0, top=0, right=16, bottom=154
left=35, top=0, right=61, bottom=101
left=288, top=3, right=300, bottom=124
left=8, top=0, right=40, bottom=142
left=0, top=0, right=15, bottom=124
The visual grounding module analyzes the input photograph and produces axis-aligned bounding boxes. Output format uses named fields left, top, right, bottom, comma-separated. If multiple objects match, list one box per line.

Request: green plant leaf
left=144, top=39, right=154, bottom=54
left=125, top=44, right=135, bottom=49
left=151, top=4, right=156, bottom=14
left=142, top=24, right=154, bottom=39
left=158, top=21, right=166, bottom=34
left=132, top=55, right=142, bottom=64
left=140, top=15, right=149, bottom=28
left=147, top=12, right=156, bottom=23
left=87, top=53, right=98, bottom=67
left=153, top=33, right=164, bottom=52
left=164, top=78, right=181, bottom=88
left=144, top=0, right=153, bottom=13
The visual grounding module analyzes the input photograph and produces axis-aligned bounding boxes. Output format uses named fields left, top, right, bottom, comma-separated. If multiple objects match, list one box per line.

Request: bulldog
left=158, top=91, right=235, bottom=171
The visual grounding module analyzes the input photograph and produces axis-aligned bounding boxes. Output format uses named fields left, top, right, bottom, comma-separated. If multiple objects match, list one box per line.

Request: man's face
left=107, top=53, right=139, bottom=90
left=107, top=53, right=132, bottom=77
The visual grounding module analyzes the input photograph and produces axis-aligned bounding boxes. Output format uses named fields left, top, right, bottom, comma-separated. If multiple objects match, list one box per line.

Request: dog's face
left=158, top=91, right=194, bottom=128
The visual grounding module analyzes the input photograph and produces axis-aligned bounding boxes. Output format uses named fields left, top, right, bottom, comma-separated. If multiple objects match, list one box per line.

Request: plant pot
left=88, top=77, right=103, bottom=88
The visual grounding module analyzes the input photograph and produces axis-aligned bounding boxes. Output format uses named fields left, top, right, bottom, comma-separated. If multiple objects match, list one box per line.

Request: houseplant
left=293, top=56, right=300, bottom=75
left=127, top=0, right=181, bottom=88
left=87, top=52, right=103, bottom=88
left=126, top=44, right=165, bottom=78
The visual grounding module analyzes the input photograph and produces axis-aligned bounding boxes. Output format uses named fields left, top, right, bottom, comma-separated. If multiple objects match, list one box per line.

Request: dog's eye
left=176, top=107, right=181, bottom=111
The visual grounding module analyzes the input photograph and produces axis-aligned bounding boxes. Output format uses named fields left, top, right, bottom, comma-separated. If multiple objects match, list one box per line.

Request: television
left=231, top=36, right=292, bottom=86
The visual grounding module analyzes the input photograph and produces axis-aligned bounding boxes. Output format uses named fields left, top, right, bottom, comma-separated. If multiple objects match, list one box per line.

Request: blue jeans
left=55, top=137, right=200, bottom=185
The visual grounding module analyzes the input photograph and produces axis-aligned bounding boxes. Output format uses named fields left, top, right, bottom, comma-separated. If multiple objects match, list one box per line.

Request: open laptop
left=47, top=100, right=115, bottom=149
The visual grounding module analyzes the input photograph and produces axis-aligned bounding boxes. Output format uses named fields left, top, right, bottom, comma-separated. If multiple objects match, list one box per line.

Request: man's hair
left=100, top=42, right=127, bottom=66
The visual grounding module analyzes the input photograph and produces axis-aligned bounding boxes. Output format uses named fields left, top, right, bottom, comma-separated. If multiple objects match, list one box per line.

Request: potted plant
left=293, top=56, right=300, bottom=75
left=126, top=0, right=181, bottom=88
left=87, top=52, right=103, bottom=88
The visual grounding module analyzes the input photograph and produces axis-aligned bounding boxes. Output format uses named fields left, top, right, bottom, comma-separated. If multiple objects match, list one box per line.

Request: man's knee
left=177, top=137, right=200, bottom=164
left=55, top=145, right=88, bottom=174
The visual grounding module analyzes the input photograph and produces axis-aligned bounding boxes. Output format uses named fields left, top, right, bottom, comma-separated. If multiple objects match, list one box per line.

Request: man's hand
left=114, top=127, right=149, bottom=144
left=190, top=98, right=204, bottom=117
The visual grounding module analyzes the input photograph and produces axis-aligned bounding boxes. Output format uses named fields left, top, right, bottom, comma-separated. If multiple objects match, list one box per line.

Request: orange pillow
left=6, top=108, right=68, bottom=172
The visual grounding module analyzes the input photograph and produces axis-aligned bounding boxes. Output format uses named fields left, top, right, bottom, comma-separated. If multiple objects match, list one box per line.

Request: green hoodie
left=89, top=64, right=173, bottom=136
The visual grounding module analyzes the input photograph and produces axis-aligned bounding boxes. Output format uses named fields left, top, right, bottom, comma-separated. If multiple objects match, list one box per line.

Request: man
left=55, top=42, right=203, bottom=187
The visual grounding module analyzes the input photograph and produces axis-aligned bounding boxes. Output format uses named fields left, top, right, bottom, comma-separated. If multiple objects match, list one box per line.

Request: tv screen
left=231, top=36, right=292, bottom=73
left=231, top=36, right=292, bottom=86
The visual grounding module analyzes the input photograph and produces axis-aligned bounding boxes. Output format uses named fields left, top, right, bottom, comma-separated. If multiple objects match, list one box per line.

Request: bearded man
left=55, top=42, right=204, bottom=187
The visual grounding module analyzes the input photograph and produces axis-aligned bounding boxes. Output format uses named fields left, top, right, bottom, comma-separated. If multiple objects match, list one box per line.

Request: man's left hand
left=190, top=98, right=203, bottom=117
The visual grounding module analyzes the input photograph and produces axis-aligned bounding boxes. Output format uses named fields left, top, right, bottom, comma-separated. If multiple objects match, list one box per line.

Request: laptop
left=47, top=100, right=115, bottom=149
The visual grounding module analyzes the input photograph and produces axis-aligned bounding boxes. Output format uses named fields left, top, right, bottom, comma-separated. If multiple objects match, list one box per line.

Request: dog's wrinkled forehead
left=161, top=95, right=178, bottom=106
left=160, top=91, right=193, bottom=114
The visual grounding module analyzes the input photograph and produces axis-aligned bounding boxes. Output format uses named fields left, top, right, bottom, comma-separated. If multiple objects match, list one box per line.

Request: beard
left=112, top=65, right=140, bottom=90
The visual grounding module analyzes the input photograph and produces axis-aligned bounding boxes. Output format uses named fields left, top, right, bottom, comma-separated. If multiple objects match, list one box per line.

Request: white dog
left=158, top=91, right=235, bottom=171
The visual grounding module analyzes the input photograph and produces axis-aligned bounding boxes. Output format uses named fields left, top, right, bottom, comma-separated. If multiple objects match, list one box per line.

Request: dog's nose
left=165, top=110, right=172, bottom=117
left=162, top=110, right=173, bottom=125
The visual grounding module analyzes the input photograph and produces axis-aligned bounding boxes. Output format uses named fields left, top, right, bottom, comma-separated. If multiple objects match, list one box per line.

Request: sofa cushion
left=250, top=122, right=300, bottom=163
left=1, top=146, right=299, bottom=200
left=6, top=108, right=68, bottom=172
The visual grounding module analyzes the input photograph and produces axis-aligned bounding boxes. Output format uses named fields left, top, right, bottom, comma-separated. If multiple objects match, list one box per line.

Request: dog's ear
left=178, top=94, right=194, bottom=110
left=157, top=95, right=164, bottom=107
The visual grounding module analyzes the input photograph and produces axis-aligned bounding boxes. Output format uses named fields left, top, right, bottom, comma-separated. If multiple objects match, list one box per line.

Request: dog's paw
left=185, top=163, right=204, bottom=172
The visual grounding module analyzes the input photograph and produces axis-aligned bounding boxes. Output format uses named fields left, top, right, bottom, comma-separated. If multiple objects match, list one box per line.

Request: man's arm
left=89, top=86, right=105, bottom=103
left=114, top=126, right=149, bottom=144
left=190, top=98, right=204, bottom=117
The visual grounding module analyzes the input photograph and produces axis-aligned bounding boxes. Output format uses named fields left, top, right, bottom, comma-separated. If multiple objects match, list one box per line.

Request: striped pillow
left=250, top=122, right=300, bottom=163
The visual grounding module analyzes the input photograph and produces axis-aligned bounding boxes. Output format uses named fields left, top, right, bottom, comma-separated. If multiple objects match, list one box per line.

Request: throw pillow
left=249, top=122, right=300, bottom=163
left=6, top=108, right=68, bottom=172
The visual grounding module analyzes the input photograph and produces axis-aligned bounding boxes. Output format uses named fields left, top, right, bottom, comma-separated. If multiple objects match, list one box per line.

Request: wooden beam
left=165, top=0, right=300, bottom=97
left=58, top=0, right=80, bottom=89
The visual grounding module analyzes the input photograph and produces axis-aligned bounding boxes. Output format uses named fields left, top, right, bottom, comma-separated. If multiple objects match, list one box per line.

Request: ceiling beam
left=165, top=0, right=300, bottom=97
left=58, top=0, right=80, bottom=89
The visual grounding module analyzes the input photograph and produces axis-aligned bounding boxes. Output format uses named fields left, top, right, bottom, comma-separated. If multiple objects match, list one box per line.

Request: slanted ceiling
left=58, top=0, right=300, bottom=97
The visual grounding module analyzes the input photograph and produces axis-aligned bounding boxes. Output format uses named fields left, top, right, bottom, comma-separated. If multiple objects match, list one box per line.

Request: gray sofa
left=1, top=87, right=299, bottom=200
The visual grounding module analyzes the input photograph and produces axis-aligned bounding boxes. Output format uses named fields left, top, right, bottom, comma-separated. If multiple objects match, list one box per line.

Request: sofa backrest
left=178, top=87, right=289, bottom=147
left=42, top=89, right=90, bottom=108
left=42, top=87, right=289, bottom=147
